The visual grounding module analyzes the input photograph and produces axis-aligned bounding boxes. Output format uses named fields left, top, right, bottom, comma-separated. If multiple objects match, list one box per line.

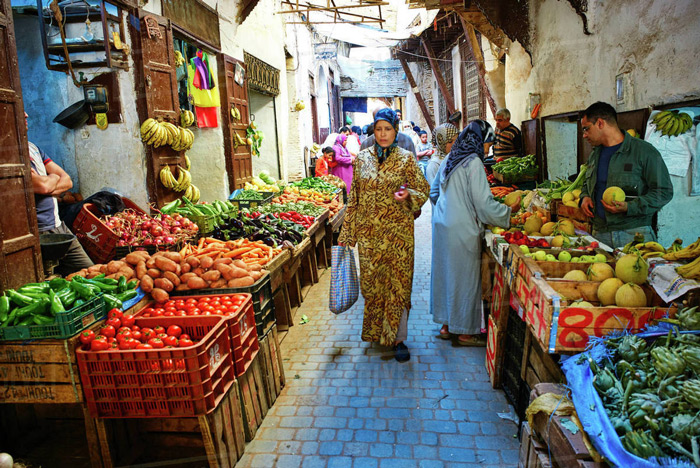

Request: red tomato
left=165, top=306, right=177, bottom=314
left=136, top=343, right=153, bottom=349
left=148, top=337, right=164, bottom=349
left=162, top=335, right=178, bottom=347
left=179, top=338, right=194, bottom=347
left=185, top=298, right=197, bottom=305
left=202, top=311, right=212, bottom=316
left=109, top=342, right=119, bottom=350
left=163, top=311, right=175, bottom=317
left=131, top=330, right=142, bottom=342
left=121, top=315, right=136, bottom=328
left=179, top=334, right=191, bottom=341
left=106, top=317, right=121, bottom=329
left=108, top=308, right=123, bottom=320
left=154, top=326, right=166, bottom=335
left=141, top=328, right=154, bottom=340
left=80, top=330, right=96, bottom=346
left=91, top=336, right=109, bottom=351
left=198, top=297, right=211, bottom=303
left=167, top=325, right=182, bottom=338
left=151, top=309, right=164, bottom=317
left=174, top=300, right=185, bottom=307
left=154, top=308, right=166, bottom=315
left=117, top=329, right=133, bottom=341
left=107, top=337, right=117, bottom=344
left=118, top=326, right=132, bottom=333
left=157, top=333, right=168, bottom=339
left=165, top=300, right=176, bottom=308
left=139, top=307, right=155, bottom=316
left=99, top=325, right=116, bottom=338
left=222, top=301, right=233, bottom=307
left=174, top=310, right=187, bottom=316
left=119, top=338, right=134, bottom=350
left=128, top=338, right=140, bottom=349
left=131, top=325, right=140, bottom=332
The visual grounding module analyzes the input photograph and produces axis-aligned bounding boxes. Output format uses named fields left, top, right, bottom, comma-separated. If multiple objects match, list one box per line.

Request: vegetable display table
left=308, top=209, right=330, bottom=270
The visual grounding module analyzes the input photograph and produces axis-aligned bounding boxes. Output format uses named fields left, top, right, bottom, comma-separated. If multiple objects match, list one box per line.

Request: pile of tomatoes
left=136, top=295, right=249, bottom=318
left=80, top=308, right=195, bottom=351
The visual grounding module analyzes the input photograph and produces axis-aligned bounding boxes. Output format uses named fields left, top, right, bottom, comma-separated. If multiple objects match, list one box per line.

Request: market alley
left=235, top=204, right=521, bottom=468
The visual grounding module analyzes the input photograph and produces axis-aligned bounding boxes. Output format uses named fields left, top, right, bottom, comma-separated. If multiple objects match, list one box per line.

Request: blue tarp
left=342, top=97, right=367, bottom=113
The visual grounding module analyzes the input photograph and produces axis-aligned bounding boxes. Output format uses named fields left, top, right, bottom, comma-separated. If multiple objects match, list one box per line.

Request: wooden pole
left=421, top=38, right=455, bottom=116
left=458, top=15, right=497, bottom=116
left=398, top=56, right=435, bottom=132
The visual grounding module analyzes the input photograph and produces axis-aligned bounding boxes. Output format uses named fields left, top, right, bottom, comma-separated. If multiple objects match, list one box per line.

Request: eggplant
left=262, top=237, right=275, bottom=247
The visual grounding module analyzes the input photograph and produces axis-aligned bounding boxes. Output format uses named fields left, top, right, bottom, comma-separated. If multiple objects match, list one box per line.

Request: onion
left=163, top=236, right=175, bottom=244
left=0, top=453, right=13, bottom=468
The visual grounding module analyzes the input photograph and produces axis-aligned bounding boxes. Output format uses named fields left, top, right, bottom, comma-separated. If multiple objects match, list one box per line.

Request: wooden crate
left=481, top=250, right=496, bottom=300
left=519, top=421, right=549, bottom=468
left=514, top=247, right=614, bottom=281
left=557, top=202, right=589, bottom=223
left=486, top=315, right=505, bottom=389
left=0, top=321, right=102, bottom=404
left=257, top=325, right=285, bottom=406
left=237, top=352, right=269, bottom=441
left=491, top=263, right=510, bottom=328
left=520, top=329, right=565, bottom=390
left=527, top=276, right=676, bottom=353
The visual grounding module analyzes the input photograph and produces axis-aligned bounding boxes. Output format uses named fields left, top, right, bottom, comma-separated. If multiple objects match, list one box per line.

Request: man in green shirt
left=579, top=102, right=673, bottom=248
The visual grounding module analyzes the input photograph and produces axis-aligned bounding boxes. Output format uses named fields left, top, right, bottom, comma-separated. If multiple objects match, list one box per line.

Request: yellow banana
left=644, top=241, right=666, bottom=253
left=142, top=121, right=160, bottom=143
left=140, top=118, right=157, bottom=137
left=184, top=154, right=191, bottom=171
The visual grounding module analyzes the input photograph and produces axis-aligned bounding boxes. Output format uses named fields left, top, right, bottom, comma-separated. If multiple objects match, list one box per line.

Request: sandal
left=456, top=335, right=486, bottom=347
left=438, top=326, right=450, bottom=340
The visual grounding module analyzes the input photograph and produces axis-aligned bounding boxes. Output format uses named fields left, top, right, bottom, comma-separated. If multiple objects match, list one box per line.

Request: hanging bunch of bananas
left=663, top=237, right=700, bottom=261
left=184, top=184, right=200, bottom=203
left=174, top=50, right=186, bottom=67
left=184, top=154, right=191, bottom=171
left=180, top=109, right=195, bottom=127
left=652, top=110, right=694, bottom=137
left=230, top=106, right=241, bottom=121
left=159, top=165, right=178, bottom=190
left=232, top=131, right=250, bottom=149
left=140, top=118, right=195, bottom=151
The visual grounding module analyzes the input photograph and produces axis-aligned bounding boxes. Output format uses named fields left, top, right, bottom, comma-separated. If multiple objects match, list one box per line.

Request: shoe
left=394, top=342, right=410, bottom=362
left=438, top=325, right=450, bottom=339
left=456, top=335, right=486, bottom=347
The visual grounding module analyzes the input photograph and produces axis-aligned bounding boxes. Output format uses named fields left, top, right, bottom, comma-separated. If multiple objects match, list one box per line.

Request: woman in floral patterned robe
left=338, top=108, right=430, bottom=362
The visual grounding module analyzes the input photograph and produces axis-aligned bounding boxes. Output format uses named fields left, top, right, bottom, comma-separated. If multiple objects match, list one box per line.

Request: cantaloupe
left=541, top=222, right=556, bottom=236
left=603, top=186, right=626, bottom=205
left=615, top=283, right=647, bottom=307
left=588, top=263, right=615, bottom=282
left=558, top=219, right=576, bottom=236
left=563, top=270, right=588, bottom=281
left=571, top=301, right=594, bottom=308
left=615, top=254, right=648, bottom=285
left=523, top=216, right=543, bottom=235
left=504, top=191, right=522, bottom=207
left=597, top=278, right=623, bottom=306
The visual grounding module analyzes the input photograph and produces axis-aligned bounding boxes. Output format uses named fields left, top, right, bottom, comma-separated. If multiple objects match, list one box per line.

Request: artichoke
left=682, top=379, right=700, bottom=409
left=678, top=306, right=700, bottom=330
left=594, top=368, right=617, bottom=393
left=671, top=413, right=700, bottom=444
left=681, top=346, right=700, bottom=374
left=622, top=430, right=666, bottom=459
left=628, top=393, right=665, bottom=429
left=651, top=347, right=687, bottom=377
left=618, top=335, right=648, bottom=362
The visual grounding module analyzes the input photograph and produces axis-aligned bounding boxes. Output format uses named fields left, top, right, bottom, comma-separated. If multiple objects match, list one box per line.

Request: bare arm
left=32, top=161, right=73, bottom=195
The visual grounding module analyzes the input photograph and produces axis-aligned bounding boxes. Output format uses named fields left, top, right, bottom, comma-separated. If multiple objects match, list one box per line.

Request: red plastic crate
left=132, top=294, right=259, bottom=377
left=76, top=316, right=234, bottom=418
left=72, top=197, right=145, bottom=264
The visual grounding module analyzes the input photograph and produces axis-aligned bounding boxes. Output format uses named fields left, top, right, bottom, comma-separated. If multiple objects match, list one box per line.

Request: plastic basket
left=0, top=295, right=106, bottom=342
left=77, top=315, right=234, bottom=418
left=130, top=293, right=259, bottom=377
left=227, top=192, right=273, bottom=211
left=72, top=198, right=145, bottom=264
left=255, top=300, right=276, bottom=337
left=186, top=212, right=219, bottom=234
left=171, top=272, right=273, bottom=314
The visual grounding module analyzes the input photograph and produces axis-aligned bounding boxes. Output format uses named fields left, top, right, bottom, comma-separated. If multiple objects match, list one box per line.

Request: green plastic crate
left=0, top=295, right=106, bottom=342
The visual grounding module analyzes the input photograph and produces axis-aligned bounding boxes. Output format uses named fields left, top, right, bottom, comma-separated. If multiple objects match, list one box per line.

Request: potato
left=192, top=267, right=205, bottom=276
left=186, top=277, right=208, bottom=289
left=87, top=265, right=103, bottom=274
left=147, top=268, right=161, bottom=279
left=186, top=256, right=200, bottom=268
left=213, top=258, right=232, bottom=265
left=248, top=263, right=262, bottom=272
left=146, top=257, right=156, bottom=269
left=232, top=260, right=247, bottom=270
left=179, top=272, right=197, bottom=283
left=107, top=260, right=126, bottom=274
left=175, top=284, right=189, bottom=291
left=118, top=267, right=135, bottom=280
left=125, top=252, right=147, bottom=266
left=163, top=271, right=180, bottom=287
left=136, top=261, right=147, bottom=280
left=162, top=252, right=182, bottom=263
left=216, top=263, right=234, bottom=280
left=154, top=278, right=174, bottom=292
left=151, top=288, right=170, bottom=303
left=250, top=270, right=263, bottom=281
left=181, top=262, right=191, bottom=273
left=201, top=270, right=221, bottom=282
left=140, top=275, right=154, bottom=293
left=210, top=278, right=227, bottom=289
left=200, top=256, right=214, bottom=269
left=154, top=256, right=178, bottom=273
left=229, top=266, right=250, bottom=279
left=228, top=277, right=255, bottom=288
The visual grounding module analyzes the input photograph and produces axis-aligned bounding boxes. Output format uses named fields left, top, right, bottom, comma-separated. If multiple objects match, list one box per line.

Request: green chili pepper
left=115, top=290, right=137, bottom=303
left=49, top=290, right=65, bottom=316
left=102, top=293, right=123, bottom=310
left=70, top=281, right=97, bottom=300
left=18, top=282, right=51, bottom=295
left=126, top=280, right=138, bottom=290
left=32, top=314, right=54, bottom=325
left=48, top=277, right=69, bottom=292
left=6, top=289, right=36, bottom=307
left=13, top=299, right=50, bottom=325
left=117, top=276, right=127, bottom=293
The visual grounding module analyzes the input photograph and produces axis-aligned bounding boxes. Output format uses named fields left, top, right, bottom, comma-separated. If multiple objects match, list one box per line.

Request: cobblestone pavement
left=236, top=205, right=520, bottom=467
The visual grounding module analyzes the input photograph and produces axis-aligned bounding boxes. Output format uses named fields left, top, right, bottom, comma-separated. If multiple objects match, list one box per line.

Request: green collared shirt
left=580, top=133, right=673, bottom=232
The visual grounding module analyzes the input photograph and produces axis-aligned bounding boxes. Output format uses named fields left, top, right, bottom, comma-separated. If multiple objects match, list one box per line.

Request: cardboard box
left=486, top=315, right=505, bottom=388
left=491, top=264, right=510, bottom=328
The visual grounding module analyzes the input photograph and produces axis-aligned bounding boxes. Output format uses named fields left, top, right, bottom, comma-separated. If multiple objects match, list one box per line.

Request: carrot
left=223, top=247, right=254, bottom=258
left=197, top=237, right=206, bottom=250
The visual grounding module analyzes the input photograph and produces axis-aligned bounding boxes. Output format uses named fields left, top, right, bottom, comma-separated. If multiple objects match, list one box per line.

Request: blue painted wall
left=14, top=12, right=80, bottom=190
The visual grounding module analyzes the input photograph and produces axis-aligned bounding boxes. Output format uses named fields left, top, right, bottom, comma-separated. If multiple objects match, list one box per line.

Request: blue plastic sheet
left=122, top=287, right=145, bottom=311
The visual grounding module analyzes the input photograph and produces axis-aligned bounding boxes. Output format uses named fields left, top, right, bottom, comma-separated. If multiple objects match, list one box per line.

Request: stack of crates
left=501, top=307, right=530, bottom=421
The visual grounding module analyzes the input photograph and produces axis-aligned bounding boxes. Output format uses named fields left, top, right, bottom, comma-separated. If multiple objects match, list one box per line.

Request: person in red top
left=315, top=147, right=336, bottom=177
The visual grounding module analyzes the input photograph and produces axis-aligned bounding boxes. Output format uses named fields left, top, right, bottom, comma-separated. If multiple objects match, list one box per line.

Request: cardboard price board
left=485, top=315, right=504, bottom=389
left=491, top=263, right=509, bottom=327
left=527, top=277, right=676, bottom=353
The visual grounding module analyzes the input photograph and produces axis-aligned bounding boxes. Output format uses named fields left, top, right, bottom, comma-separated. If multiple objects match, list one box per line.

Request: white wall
left=505, top=0, right=700, bottom=245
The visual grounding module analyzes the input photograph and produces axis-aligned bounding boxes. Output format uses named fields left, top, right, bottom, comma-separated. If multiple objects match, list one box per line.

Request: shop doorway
left=542, top=113, right=580, bottom=181
left=248, top=90, right=281, bottom=180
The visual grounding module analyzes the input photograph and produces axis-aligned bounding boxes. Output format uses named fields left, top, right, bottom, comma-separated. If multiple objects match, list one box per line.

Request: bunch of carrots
left=180, top=237, right=282, bottom=267
left=491, top=186, right=517, bottom=198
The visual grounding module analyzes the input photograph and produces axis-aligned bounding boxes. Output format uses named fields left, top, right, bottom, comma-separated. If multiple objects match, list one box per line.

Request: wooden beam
left=459, top=15, right=497, bottom=116
left=421, top=38, right=455, bottom=115
left=398, top=56, right=435, bottom=132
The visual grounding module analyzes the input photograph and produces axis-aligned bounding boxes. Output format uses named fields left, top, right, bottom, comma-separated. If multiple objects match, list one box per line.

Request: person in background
left=447, top=111, right=462, bottom=130
left=346, top=126, right=361, bottom=157
left=578, top=101, right=673, bottom=248
left=315, top=147, right=336, bottom=177
left=415, top=130, right=434, bottom=176
left=360, top=107, right=416, bottom=156
left=426, top=123, right=459, bottom=185
left=430, top=120, right=517, bottom=346
left=331, top=134, right=354, bottom=192
left=360, top=125, right=369, bottom=144
left=395, top=109, right=402, bottom=121
left=26, top=112, right=93, bottom=275
left=493, top=108, right=523, bottom=159
left=338, top=108, right=430, bottom=362
left=402, top=121, right=421, bottom=149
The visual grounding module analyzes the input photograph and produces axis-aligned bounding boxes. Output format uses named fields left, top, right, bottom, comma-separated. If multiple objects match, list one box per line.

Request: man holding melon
left=578, top=102, right=673, bottom=248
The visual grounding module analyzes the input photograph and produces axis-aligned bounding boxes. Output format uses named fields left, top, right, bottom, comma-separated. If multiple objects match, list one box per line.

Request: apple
left=594, top=254, right=607, bottom=263
left=519, top=245, right=530, bottom=254
left=558, top=251, right=572, bottom=262
left=492, top=227, right=505, bottom=234
left=545, top=254, right=557, bottom=262
left=571, top=257, right=580, bottom=263
left=534, top=250, right=547, bottom=261
left=524, top=253, right=532, bottom=257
